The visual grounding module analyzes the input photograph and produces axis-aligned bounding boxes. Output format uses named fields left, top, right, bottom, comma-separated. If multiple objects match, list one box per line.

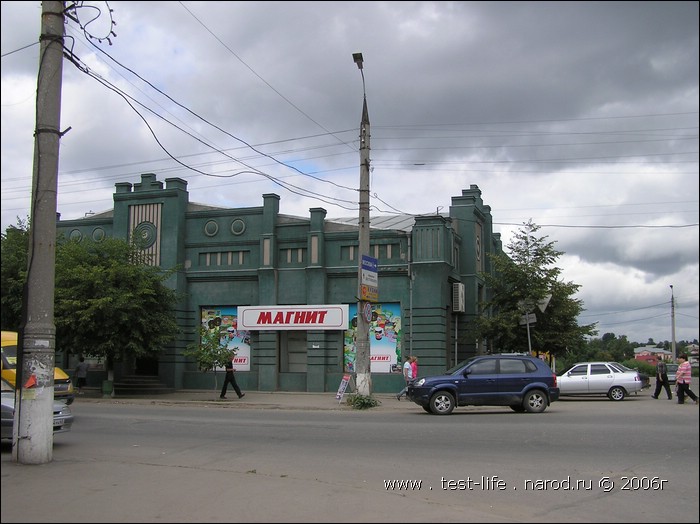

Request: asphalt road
left=2, top=390, right=698, bottom=523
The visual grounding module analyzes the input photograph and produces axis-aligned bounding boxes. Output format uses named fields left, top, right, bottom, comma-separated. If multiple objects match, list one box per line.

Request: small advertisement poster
left=344, top=302, right=402, bottom=374
left=201, top=306, right=251, bottom=371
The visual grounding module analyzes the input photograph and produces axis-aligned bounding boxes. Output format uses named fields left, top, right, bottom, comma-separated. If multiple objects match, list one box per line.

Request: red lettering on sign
left=257, top=311, right=272, bottom=324
left=254, top=310, right=330, bottom=325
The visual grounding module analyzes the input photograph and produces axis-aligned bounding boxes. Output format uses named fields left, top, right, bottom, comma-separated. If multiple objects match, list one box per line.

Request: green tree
left=53, top=236, right=182, bottom=371
left=557, top=333, right=636, bottom=372
left=469, top=220, right=597, bottom=359
left=183, top=325, right=235, bottom=391
left=0, top=218, right=30, bottom=330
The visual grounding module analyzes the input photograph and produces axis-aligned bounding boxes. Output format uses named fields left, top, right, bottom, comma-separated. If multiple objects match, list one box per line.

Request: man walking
left=220, top=355, right=245, bottom=400
left=74, top=356, right=90, bottom=394
left=651, top=355, right=672, bottom=400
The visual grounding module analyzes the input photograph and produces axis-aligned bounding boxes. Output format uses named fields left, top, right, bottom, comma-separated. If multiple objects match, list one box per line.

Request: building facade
left=56, top=174, right=502, bottom=393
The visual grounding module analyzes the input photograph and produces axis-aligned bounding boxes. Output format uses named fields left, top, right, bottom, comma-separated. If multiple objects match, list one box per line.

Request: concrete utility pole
left=352, top=53, right=372, bottom=396
left=14, top=0, right=65, bottom=465
left=670, top=285, right=677, bottom=359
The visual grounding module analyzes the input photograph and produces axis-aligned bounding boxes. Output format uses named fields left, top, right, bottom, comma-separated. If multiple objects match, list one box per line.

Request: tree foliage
left=54, top=236, right=181, bottom=368
left=0, top=218, right=30, bottom=330
left=1, top=219, right=181, bottom=369
left=468, top=220, right=597, bottom=358
left=183, top=325, right=236, bottom=390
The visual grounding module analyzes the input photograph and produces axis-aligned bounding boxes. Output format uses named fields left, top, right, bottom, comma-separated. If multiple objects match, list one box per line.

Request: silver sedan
left=1, top=378, right=74, bottom=441
left=558, top=361, right=643, bottom=401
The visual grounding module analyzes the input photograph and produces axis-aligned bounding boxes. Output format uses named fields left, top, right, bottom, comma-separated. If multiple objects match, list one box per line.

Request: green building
left=56, top=173, right=502, bottom=393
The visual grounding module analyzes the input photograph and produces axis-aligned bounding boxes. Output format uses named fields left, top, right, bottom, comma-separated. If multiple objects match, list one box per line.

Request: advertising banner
left=201, top=307, right=251, bottom=371
left=344, top=302, right=402, bottom=374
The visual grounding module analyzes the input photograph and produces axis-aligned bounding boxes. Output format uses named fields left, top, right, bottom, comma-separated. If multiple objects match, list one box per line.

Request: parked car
left=1, top=377, right=74, bottom=441
left=638, top=371, right=651, bottom=389
left=666, top=363, right=679, bottom=385
left=1, top=330, right=75, bottom=405
left=407, top=353, right=559, bottom=415
left=558, top=362, right=643, bottom=401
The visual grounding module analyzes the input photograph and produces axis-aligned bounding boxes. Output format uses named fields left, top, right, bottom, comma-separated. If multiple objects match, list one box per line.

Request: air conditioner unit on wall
left=452, top=282, right=465, bottom=313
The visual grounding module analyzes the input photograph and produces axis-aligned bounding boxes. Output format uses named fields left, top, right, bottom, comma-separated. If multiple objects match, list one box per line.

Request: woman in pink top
left=675, top=354, right=698, bottom=405
left=410, top=356, right=418, bottom=382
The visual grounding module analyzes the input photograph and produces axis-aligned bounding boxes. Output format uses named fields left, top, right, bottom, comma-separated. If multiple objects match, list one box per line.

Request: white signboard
left=519, top=313, right=537, bottom=325
left=238, top=305, right=349, bottom=331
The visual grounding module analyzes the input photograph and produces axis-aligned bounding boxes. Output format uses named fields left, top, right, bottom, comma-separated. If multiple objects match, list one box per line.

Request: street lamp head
left=352, top=52, right=364, bottom=70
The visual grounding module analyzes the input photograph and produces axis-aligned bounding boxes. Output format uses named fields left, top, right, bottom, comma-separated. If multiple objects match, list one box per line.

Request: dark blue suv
left=407, top=353, right=559, bottom=415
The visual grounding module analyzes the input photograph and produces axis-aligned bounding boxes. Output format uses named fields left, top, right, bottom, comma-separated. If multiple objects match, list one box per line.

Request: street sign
left=361, top=255, right=378, bottom=286
left=362, top=302, right=373, bottom=322
left=335, top=374, right=353, bottom=404
left=519, top=313, right=537, bottom=325
left=361, top=284, right=378, bottom=302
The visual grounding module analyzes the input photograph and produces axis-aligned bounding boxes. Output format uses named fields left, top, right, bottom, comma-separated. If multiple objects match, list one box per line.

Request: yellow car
left=1, top=331, right=75, bottom=405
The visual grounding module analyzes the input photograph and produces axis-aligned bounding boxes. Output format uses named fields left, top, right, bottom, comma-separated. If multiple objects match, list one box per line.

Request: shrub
left=623, top=359, right=655, bottom=376
left=346, top=393, right=381, bottom=410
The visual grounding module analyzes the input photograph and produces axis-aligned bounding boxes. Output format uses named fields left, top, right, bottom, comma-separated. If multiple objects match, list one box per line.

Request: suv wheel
left=523, top=389, right=548, bottom=413
left=429, top=391, right=455, bottom=415
left=608, top=386, right=626, bottom=401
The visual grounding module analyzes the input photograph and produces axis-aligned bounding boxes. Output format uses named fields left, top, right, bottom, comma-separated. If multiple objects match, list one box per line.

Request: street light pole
left=352, top=53, right=372, bottom=396
left=670, top=285, right=676, bottom=359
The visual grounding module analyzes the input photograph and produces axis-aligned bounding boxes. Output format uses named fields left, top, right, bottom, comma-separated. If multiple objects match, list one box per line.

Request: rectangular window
left=341, top=245, right=355, bottom=261
left=280, top=248, right=306, bottom=265
left=311, top=235, right=319, bottom=264
left=263, top=238, right=271, bottom=266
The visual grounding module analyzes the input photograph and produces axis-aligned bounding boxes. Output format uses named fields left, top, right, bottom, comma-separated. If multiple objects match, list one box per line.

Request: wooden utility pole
left=14, top=0, right=65, bottom=465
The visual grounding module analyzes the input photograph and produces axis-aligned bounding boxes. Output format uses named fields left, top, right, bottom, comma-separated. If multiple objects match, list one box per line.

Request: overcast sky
left=2, top=1, right=698, bottom=346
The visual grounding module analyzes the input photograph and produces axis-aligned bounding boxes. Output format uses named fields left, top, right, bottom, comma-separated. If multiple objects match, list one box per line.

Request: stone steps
left=113, top=375, right=174, bottom=396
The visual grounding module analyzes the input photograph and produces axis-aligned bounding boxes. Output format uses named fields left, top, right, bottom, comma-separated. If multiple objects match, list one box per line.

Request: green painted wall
left=56, top=174, right=501, bottom=393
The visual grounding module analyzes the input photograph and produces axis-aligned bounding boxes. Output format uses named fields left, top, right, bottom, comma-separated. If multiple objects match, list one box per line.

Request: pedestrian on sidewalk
left=675, top=354, right=698, bottom=405
left=411, top=355, right=419, bottom=383
left=74, top=356, right=90, bottom=394
left=396, top=355, right=415, bottom=401
left=220, top=355, right=245, bottom=400
left=651, top=355, right=672, bottom=400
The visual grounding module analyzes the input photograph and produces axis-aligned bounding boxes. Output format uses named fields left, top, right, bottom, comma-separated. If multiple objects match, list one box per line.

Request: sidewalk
left=74, top=388, right=417, bottom=412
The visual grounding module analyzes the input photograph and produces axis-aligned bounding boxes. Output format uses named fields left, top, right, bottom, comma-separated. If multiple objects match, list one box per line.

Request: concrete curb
left=71, top=390, right=415, bottom=412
